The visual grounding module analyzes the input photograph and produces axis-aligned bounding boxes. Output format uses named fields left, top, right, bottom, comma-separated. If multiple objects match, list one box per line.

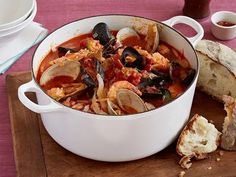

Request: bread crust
left=176, top=114, right=199, bottom=156
left=176, top=114, right=221, bottom=156
left=221, top=95, right=236, bottom=150
left=196, top=40, right=236, bottom=101
left=195, top=40, right=236, bottom=77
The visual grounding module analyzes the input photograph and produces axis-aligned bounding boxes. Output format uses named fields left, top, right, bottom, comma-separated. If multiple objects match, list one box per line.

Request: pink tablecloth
left=0, top=0, right=235, bottom=176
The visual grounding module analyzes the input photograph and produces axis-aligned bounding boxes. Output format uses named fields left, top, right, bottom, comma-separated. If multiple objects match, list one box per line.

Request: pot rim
left=31, top=14, right=199, bottom=118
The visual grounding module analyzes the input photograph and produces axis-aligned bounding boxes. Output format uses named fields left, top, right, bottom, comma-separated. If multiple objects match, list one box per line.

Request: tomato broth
left=37, top=25, right=195, bottom=115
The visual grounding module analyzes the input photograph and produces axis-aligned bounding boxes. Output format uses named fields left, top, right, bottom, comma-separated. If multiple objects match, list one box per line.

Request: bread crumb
left=209, top=120, right=214, bottom=124
left=195, top=153, right=208, bottom=160
left=178, top=171, right=186, bottom=177
left=219, top=151, right=224, bottom=156
left=216, top=157, right=220, bottom=162
left=179, top=155, right=193, bottom=169
left=207, top=166, right=212, bottom=170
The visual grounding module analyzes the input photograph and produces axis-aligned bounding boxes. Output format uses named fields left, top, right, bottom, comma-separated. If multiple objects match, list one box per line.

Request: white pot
left=18, top=15, right=203, bottom=162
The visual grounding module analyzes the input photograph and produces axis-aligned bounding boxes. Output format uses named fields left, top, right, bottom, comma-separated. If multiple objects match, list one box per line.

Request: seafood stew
left=37, top=22, right=196, bottom=115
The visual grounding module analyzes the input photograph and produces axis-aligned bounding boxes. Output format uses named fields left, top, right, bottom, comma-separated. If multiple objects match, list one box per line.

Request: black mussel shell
left=102, top=38, right=117, bottom=58
left=169, top=61, right=181, bottom=80
left=182, top=69, right=196, bottom=86
left=151, top=69, right=172, bottom=83
left=139, top=74, right=171, bottom=89
left=81, top=71, right=96, bottom=88
left=121, top=47, right=146, bottom=70
left=58, top=47, right=77, bottom=57
left=95, top=60, right=105, bottom=80
left=92, top=22, right=113, bottom=45
left=81, top=59, right=105, bottom=88
left=141, top=88, right=171, bottom=100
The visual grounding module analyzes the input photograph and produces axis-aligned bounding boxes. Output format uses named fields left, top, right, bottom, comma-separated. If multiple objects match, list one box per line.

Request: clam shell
left=116, top=88, right=148, bottom=113
left=40, top=60, right=80, bottom=86
left=116, top=27, right=140, bottom=45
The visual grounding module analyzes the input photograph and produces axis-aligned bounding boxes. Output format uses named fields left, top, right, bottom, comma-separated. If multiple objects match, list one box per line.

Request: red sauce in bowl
left=217, top=21, right=235, bottom=27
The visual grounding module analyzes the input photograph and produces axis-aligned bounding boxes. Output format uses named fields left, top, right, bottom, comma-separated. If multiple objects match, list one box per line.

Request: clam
left=107, top=99, right=122, bottom=115
left=116, top=88, right=148, bottom=113
left=145, top=24, right=159, bottom=53
left=40, top=60, right=80, bottom=86
left=116, top=27, right=140, bottom=46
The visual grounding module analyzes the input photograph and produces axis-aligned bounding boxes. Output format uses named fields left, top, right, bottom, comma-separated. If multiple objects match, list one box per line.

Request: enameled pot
left=18, top=15, right=203, bottom=162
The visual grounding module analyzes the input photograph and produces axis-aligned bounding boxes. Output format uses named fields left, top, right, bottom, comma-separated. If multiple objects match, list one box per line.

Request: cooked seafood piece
left=92, top=22, right=114, bottom=45
left=182, top=69, right=196, bottom=86
left=47, top=83, right=87, bottom=101
left=40, top=60, right=81, bottom=86
left=81, top=59, right=105, bottom=88
left=145, top=24, right=159, bottom=53
left=57, top=47, right=78, bottom=57
left=121, top=46, right=146, bottom=70
left=107, top=99, right=122, bottom=115
left=37, top=22, right=195, bottom=115
left=116, top=89, right=148, bottom=113
left=108, top=80, right=142, bottom=100
left=116, top=27, right=140, bottom=46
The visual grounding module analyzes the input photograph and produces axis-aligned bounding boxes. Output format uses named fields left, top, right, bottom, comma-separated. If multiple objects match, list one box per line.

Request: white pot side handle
left=18, top=80, right=63, bottom=113
left=163, top=16, right=204, bottom=47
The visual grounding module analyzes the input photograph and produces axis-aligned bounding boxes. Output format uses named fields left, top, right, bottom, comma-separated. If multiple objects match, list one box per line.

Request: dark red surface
left=0, top=0, right=235, bottom=176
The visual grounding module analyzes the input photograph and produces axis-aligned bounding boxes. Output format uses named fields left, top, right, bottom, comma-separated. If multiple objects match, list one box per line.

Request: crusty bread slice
left=221, top=95, right=236, bottom=150
left=195, top=40, right=236, bottom=101
left=176, top=114, right=221, bottom=158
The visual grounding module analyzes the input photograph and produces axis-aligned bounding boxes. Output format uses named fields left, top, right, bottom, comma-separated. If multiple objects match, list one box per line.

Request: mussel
left=58, top=47, right=78, bottom=57
left=169, top=61, right=196, bottom=86
left=92, top=22, right=114, bottom=46
left=121, top=46, right=146, bottom=70
left=81, top=59, right=105, bottom=88
left=138, top=73, right=171, bottom=100
left=182, top=69, right=196, bottom=86
left=40, top=60, right=81, bottom=86
left=92, top=22, right=117, bottom=58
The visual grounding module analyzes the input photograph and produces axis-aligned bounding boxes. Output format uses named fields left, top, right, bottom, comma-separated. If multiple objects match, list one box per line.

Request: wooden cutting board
left=6, top=71, right=236, bottom=177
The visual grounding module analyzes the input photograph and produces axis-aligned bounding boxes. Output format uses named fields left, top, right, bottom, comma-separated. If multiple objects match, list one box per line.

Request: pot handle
left=18, top=80, right=63, bottom=113
left=163, top=16, right=204, bottom=47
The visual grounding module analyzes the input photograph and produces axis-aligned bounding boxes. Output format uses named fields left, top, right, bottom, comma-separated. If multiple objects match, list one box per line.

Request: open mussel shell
left=116, top=27, right=140, bottom=45
left=145, top=24, right=159, bottom=53
left=121, top=46, right=146, bottom=70
left=81, top=60, right=105, bottom=88
left=57, top=47, right=77, bottom=57
left=40, top=60, right=81, bottom=86
left=92, top=22, right=114, bottom=45
left=116, top=88, right=148, bottom=113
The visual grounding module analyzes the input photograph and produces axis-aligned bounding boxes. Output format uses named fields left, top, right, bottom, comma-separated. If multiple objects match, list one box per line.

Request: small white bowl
left=211, top=11, right=236, bottom=40
left=0, top=1, right=37, bottom=44
left=0, top=0, right=35, bottom=30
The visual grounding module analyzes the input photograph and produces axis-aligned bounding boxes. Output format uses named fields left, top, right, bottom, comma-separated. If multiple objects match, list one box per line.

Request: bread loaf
left=176, top=114, right=221, bottom=157
left=195, top=40, right=236, bottom=101
left=176, top=114, right=221, bottom=169
left=221, top=95, right=236, bottom=150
